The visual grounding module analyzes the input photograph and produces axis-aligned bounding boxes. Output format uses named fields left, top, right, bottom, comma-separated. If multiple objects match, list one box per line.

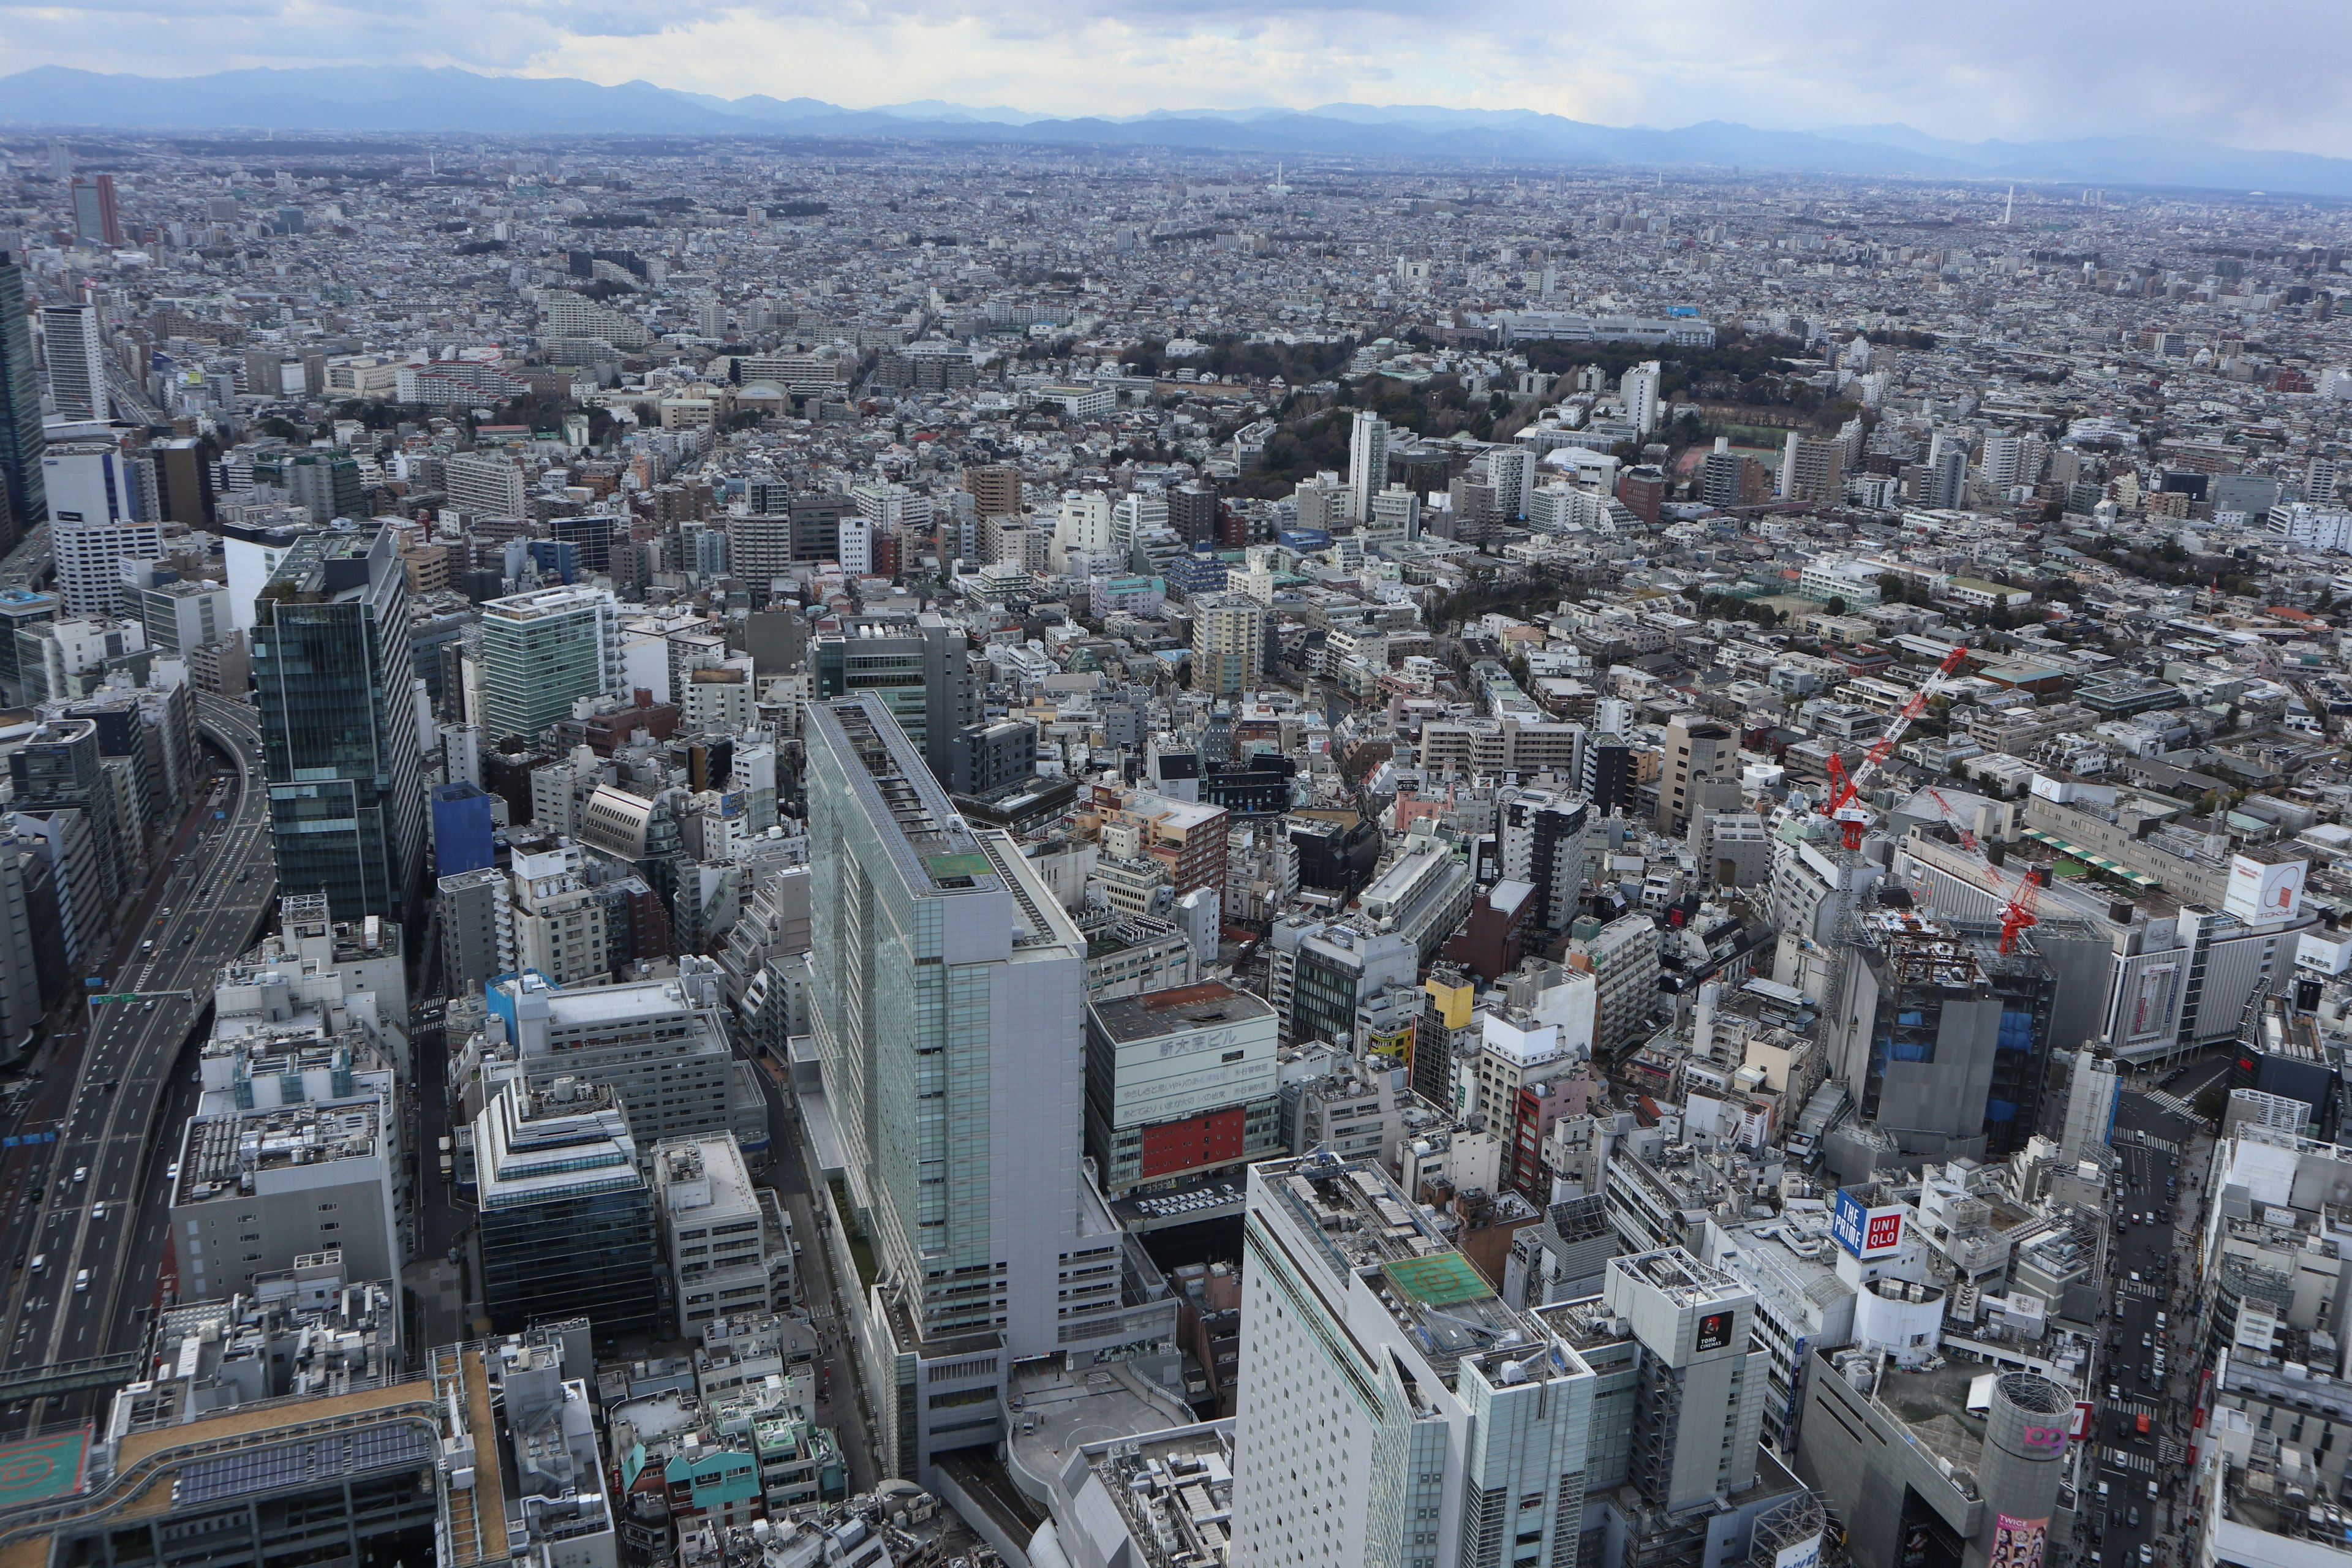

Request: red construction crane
left=1997, top=864, right=2045, bottom=954
left=1921, top=787, right=1981, bottom=851
left=1820, top=644, right=1973, bottom=850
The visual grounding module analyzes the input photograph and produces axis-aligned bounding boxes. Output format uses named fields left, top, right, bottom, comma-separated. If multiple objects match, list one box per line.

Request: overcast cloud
left=1, top=0, right=2347, bottom=154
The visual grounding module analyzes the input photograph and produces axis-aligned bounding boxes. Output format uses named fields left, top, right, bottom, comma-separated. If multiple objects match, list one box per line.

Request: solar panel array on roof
left=173, top=1423, right=434, bottom=1507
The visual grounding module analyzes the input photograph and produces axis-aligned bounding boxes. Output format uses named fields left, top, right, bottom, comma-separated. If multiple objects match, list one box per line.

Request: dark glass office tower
left=474, top=1077, right=658, bottom=1338
left=252, top=524, right=426, bottom=925
left=0, top=252, right=43, bottom=543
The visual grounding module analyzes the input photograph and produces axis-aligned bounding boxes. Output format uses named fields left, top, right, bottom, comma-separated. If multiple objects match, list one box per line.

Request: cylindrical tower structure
left=1969, top=1371, right=2072, bottom=1568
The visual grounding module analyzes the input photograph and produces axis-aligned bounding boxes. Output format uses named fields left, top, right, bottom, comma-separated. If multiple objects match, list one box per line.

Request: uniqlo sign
left=1831, top=1189, right=1908, bottom=1258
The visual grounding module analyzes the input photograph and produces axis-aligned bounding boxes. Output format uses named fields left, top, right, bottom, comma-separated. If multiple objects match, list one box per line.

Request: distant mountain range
left=5, top=64, right=2351, bottom=198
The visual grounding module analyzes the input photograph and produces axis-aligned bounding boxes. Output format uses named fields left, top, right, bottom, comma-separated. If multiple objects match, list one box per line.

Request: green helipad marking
left=1384, top=1251, right=1494, bottom=1306
left=0, top=1431, right=88, bottom=1506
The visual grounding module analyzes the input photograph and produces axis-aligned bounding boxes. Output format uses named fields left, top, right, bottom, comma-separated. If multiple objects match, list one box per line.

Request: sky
left=2, top=0, right=2349, bottom=155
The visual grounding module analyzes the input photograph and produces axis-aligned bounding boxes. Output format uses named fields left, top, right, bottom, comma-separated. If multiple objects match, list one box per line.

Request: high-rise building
left=1920, top=440, right=1969, bottom=510
left=474, top=1075, right=659, bottom=1337
left=1502, top=788, right=1591, bottom=930
left=70, top=175, right=121, bottom=248
left=443, top=450, right=527, bottom=521
left=1573, top=911, right=1662, bottom=1059
left=429, top=781, right=496, bottom=877
left=1658, top=716, right=1734, bottom=834
left=8, top=717, right=127, bottom=917
left=2057, top=1042, right=2120, bottom=1166
left=1167, top=479, right=1221, bottom=546
left=1698, top=437, right=1761, bottom=509
left=1083, top=980, right=1281, bottom=1198
left=809, top=613, right=978, bottom=783
left=0, top=251, right=44, bottom=535
left=1229, top=1153, right=1605, bottom=1568
left=40, top=304, right=107, bottom=422
left=1346, top=409, right=1391, bottom=525
left=142, top=436, right=214, bottom=527
left=45, top=445, right=163, bottom=616
left=652, top=1134, right=791, bottom=1336
left=805, top=694, right=1166, bottom=1480
left=252, top=524, right=428, bottom=925
left=1190, top=594, right=1265, bottom=696
left=437, top=865, right=514, bottom=1001
left=478, top=584, right=623, bottom=744
left=1777, top=432, right=1845, bottom=503
left=1621, top=359, right=1662, bottom=436
left=959, top=462, right=1020, bottom=519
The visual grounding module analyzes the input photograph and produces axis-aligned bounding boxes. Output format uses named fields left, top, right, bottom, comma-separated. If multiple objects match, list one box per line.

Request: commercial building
left=172, top=1071, right=403, bottom=1302
left=0, top=250, right=44, bottom=534
left=653, top=1134, right=792, bottom=1335
left=474, top=1074, right=660, bottom=1337
left=1796, top=1357, right=2073, bottom=1568
left=1229, top=1153, right=1602, bottom=1568
left=478, top=585, right=625, bottom=744
left=48, top=456, right=165, bottom=617
left=810, top=613, right=979, bottom=783
left=40, top=302, right=107, bottom=421
left=430, top=781, right=496, bottom=876
left=438, top=865, right=515, bottom=1001
left=1084, top=980, right=1281, bottom=1198
left=488, top=960, right=753, bottom=1151
left=138, top=577, right=231, bottom=658
left=804, top=694, right=1175, bottom=1483
left=252, top=524, right=428, bottom=925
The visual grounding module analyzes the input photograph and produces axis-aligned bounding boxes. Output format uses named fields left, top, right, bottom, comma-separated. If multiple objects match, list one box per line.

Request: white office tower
left=1230, top=1153, right=1600, bottom=1568
left=2057, top=1042, right=2120, bottom=1166
left=44, top=446, right=162, bottom=616
left=1052, top=488, right=1115, bottom=568
left=1621, top=361, right=1662, bottom=438
left=1484, top=445, right=1534, bottom=521
left=805, top=694, right=1172, bottom=1483
left=41, top=304, right=107, bottom=421
left=1110, top=488, right=1167, bottom=556
left=1347, top=409, right=1392, bottom=524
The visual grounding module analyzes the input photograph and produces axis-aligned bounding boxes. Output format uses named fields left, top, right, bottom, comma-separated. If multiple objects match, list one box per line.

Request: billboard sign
left=1989, top=1514, right=2048, bottom=1568
left=1831, top=1189, right=1906, bottom=1258
left=1772, top=1535, right=1823, bottom=1568
left=1695, top=1311, right=1733, bottom=1352
left=2225, top=853, right=2308, bottom=925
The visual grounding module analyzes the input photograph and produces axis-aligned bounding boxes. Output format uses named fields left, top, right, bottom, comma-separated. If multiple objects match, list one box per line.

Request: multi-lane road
left=0, top=693, right=276, bottom=1428
left=2084, top=1078, right=2212, bottom=1568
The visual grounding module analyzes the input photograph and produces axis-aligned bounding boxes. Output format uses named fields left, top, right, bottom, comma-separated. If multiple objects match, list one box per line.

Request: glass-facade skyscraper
left=474, top=1076, right=658, bottom=1338
left=804, top=693, right=1166, bottom=1480
left=252, top=524, right=426, bottom=925
left=0, top=252, right=42, bottom=543
left=477, top=584, right=623, bottom=744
